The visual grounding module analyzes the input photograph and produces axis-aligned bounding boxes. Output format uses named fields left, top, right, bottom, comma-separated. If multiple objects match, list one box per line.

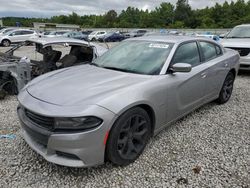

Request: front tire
left=2, top=39, right=11, bottom=47
left=106, top=107, right=151, bottom=166
left=216, top=71, right=235, bottom=104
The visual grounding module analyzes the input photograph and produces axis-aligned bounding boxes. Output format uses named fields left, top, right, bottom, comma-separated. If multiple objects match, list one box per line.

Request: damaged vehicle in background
left=0, top=37, right=107, bottom=99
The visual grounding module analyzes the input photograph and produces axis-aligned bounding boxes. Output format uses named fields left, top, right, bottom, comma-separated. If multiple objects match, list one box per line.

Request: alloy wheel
left=222, top=74, right=234, bottom=101
left=117, top=115, right=149, bottom=160
left=2, top=40, right=10, bottom=47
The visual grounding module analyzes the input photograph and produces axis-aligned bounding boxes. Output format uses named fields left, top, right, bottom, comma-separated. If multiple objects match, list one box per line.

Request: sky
left=0, top=0, right=238, bottom=18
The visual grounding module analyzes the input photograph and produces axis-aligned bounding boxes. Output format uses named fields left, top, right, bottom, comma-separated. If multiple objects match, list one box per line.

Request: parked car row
left=0, top=28, right=148, bottom=45
left=0, top=28, right=160, bottom=46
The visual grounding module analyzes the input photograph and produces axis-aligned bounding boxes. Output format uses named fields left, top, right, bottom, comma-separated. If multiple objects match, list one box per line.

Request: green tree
left=174, top=0, right=193, bottom=27
left=151, top=2, right=174, bottom=27
left=103, top=10, right=118, bottom=27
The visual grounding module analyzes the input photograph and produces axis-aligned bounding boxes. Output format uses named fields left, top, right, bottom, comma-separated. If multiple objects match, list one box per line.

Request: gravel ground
left=0, top=73, right=250, bottom=188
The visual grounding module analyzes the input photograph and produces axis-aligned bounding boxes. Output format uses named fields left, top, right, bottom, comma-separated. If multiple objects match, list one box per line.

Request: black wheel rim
left=222, top=75, right=234, bottom=101
left=117, top=115, right=149, bottom=160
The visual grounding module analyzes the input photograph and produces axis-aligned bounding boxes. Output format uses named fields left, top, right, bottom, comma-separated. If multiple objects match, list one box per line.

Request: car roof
left=127, top=35, right=216, bottom=44
left=10, top=29, right=34, bottom=32
left=27, top=37, right=90, bottom=46
left=26, top=37, right=108, bottom=54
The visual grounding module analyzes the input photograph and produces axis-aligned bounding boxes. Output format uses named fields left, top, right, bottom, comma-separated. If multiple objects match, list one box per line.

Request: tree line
left=2, top=0, right=250, bottom=29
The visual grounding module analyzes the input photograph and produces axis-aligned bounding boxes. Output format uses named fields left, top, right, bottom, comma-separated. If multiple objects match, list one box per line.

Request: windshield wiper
left=102, top=66, right=139, bottom=74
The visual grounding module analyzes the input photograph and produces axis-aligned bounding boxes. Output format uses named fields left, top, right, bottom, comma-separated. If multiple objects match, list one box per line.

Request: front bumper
left=239, top=56, right=250, bottom=70
left=17, top=106, right=116, bottom=167
left=17, top=92, right=116, bottom=167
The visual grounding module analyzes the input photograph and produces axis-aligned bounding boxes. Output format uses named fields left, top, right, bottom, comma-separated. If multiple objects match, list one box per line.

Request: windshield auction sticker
left=149, top=43, right=169, bottom=48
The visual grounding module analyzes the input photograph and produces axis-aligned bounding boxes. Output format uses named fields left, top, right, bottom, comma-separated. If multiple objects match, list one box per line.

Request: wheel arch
left=0, top=70, right=18, bottom=94
left=229, top=68, right=236, bottom=78
left=1, top=38, right=11, bottom=45
left=136, top=104, right=156, bottom=136
left=114, top=102, right=156, bottom=136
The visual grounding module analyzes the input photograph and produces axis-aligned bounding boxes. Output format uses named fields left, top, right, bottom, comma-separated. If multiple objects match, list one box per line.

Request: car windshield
left=4, top=30, right=15, bottom=36
left=93, top=41, right=173, bottom=75
left=227, top=26, right=250, bottom=38
left=1, top=28, right=13, bottom=34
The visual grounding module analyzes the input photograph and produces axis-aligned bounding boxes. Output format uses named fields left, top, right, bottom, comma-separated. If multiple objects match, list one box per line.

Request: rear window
left=200, top=42, right=218, bottom=61
left=21, top=30, right=34, bottom=35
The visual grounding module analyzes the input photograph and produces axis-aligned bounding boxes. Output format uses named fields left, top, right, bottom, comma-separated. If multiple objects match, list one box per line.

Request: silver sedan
left=17, top=36, right=239, bottom=167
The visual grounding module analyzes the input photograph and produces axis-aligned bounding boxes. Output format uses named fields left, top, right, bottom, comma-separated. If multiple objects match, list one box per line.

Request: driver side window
left=171, top=42, right=201, bottom=67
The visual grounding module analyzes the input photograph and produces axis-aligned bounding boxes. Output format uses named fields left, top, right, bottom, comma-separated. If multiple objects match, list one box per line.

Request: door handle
left=224, top=63, right=229, bottom=67
left=201, top=72, right=207, bottom=79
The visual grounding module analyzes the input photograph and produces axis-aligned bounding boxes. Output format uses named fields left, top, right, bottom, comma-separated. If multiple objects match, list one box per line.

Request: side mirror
left=171, top=63, right=192, bottom=73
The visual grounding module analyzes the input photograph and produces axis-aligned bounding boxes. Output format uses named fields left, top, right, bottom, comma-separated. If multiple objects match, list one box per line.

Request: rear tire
left=216, top=71, right=235, bottom=104
left=2, top=39, right=11, bottom=47
left=4, top=78, right=18, bottom=95
left=106, top=107, right=151, bottom=166
left=0, top=89, right=7, bottom=100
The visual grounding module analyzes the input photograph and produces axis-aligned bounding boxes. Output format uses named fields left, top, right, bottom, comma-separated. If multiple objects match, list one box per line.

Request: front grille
left=25, top=109, right=54, bottom=130
left=227, top=47, right=250, bottom=57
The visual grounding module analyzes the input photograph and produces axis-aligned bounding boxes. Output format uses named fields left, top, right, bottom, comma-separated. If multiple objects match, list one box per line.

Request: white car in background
left=220, top=24, right=250, bottom=71
left=0, top=29, right=39, bottom=47
left=88, top=31, right=107, bottom=41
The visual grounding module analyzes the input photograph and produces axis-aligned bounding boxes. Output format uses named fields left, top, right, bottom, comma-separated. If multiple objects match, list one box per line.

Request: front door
left=9, top=30, right=23, bottom=43
left=165, top=41, right=208, bottom=123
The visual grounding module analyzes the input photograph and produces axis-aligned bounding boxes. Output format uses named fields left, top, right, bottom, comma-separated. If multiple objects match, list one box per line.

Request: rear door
left=19, top=30, right=35, bottom=41
left=198, top=41, right=230, bottom=100
left=166, top=41, right=209, bottom=122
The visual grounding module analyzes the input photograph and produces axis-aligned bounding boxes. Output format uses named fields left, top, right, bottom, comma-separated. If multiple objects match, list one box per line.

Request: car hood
left=26, top=65, right=150, bottom=106
left=220, top=38, right=250, bottom=48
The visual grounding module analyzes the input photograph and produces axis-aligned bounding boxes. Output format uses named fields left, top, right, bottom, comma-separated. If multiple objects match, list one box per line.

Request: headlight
left=55, top=116, right=102, bottom=131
